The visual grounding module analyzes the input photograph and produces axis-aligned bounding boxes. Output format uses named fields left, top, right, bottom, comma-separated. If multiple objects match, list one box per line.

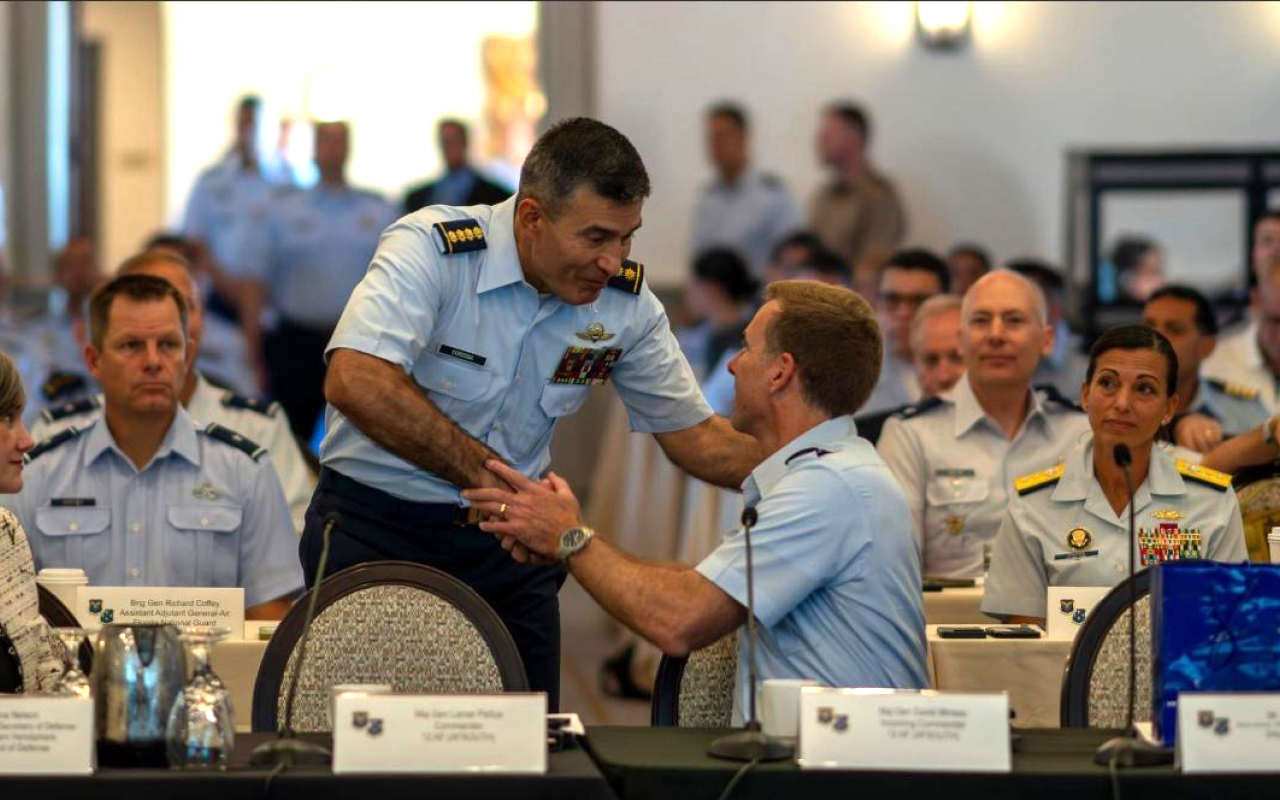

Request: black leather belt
left=317, top=467, right=481, bottom=526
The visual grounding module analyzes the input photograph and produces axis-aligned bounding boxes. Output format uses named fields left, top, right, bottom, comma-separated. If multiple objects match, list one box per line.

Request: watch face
left=564, top=529, right=585, bottom=548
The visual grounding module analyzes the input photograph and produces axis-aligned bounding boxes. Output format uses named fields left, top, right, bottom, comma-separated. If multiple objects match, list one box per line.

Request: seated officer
left=982, top=326, right=1247, bottom=623
left=31, top=250, right=315, bottom=533
left=878, top=270, right=1091, bottom=579
left=13, top=274, right=303, bottom=618
left=1142, top=284, right=1270, bottom=453
left=464, top=280, right=930, bottom=721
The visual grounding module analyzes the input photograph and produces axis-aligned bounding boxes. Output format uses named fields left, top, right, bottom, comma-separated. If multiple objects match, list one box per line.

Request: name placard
left=1177, top=692, right=1280, bottom=773
left=797, top=688, right=1011, bottom=772
left=332, top=693, right=547, bottom=774
left=1045, top=586, right=1112, bottom=640
left=0, top=697, right=94, bottom=774
left=75, top=586, right=245, bottom=638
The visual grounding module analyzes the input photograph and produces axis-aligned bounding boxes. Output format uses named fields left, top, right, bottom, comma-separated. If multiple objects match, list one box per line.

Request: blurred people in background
left=1008, top=258, right=1088, bottom=398
left=809, top=101, right=905, bottom=298
left=762, top=231, right=826, bottom=286
left=689, top=102, right=801, bottom=279
left=861, top=249, right=949, bottom=415
left=25, top=237, right=102, bottom=409
left=1106, top=235, right=1164, bottom=304
left=911, top=295, right=965, bottom=398
left=791, top=246, right=852, bottom=287
left=247, top=121, right=398, bottom=440
left=679, top=248, right=759, bottom=380
left=403, top=118, right=512, bottom=213
left=947, top=242, right=991, bottom=297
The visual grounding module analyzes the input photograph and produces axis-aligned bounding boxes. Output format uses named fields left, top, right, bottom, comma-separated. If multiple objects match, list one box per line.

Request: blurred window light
left=916, top=1, right=971, bottom=50
left=305, top=67, right=358, bottom=123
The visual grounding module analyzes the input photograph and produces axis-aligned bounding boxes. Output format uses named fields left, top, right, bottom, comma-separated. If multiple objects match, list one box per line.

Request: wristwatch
left=557, top=526, right=595, bottom=562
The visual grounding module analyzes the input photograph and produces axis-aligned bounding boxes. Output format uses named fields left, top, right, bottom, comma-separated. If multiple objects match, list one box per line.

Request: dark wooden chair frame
left=1059, top=568, right=1152, bottom=727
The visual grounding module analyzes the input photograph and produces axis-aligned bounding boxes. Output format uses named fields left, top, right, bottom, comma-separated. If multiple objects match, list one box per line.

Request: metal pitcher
left=92, top=624, right=187, bottom=748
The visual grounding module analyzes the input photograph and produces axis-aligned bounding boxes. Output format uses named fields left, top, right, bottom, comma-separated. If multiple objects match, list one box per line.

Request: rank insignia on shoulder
left=1206, top=377, right=1260, bottom=401
left=221, top=392, right=280, bottom=417
left=895, top=397, right=944, bottom=419
left=1014, top=463, right=1065, bottom=496
left=1176, top=459, right=1231, bottom=491
left=432, top=218, right=487, bottom=255
left=784, top=447, right=832, bottom=466
left=607, top=260, right=645, bottom=295
left=26, top=426, right=84, bottom=462
left=201, top=422, right=266, bottom=461
left=40, top=395, right=101, bottom=423
left=42, top=370, right=88, bottom=402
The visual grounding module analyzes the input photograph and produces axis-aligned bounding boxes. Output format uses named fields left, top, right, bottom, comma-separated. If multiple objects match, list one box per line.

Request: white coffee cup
left=329, top=683, right=393, bottom=729
left=35, top=568, right=88, bottom=613
left=758, top=678, right=821, bottom=740
left=1268, top=527, right=1280, bottom=565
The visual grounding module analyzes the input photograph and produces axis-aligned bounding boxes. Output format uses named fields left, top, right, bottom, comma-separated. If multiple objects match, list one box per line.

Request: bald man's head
left=960, top=270, right=1054, bottom=390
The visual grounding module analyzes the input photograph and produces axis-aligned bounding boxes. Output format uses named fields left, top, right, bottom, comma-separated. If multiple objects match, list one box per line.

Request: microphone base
left=249, top=735, right=333, bottom=767
left=1093, top=733, right=1174, bottom=767
left=707, top=729, right=794, bottom=762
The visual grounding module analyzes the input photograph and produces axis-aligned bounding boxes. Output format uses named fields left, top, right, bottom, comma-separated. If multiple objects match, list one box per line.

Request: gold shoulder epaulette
left=432, top=218, right=487, bottom=255
left=1014, top=463, right=1065, bottom=496
left=1176, top=459, right=1232, bottom=491
left=1207, top=377, right=1260, bottom=401
left=606, top=260, right=644, bottom=295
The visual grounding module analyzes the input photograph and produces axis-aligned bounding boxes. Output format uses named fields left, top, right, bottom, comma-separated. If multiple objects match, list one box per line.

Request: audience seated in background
left=31, top=250, right=316, bottom=533
left=690, top=102, right=801, bottom=279
left=677, top=248, right=760, bottom=381
left=946, top=243, right=991, bottom=298
left=809, top=101, right=905, bottom=299
left=860, top=248, right=949, bottom=415
left=877, top=270, right=1091, bottom=579
left=403, top=118, right=512, bottom=213
left=14, top=274, right=304, bottom=619
left=1104, top=235, right=1165, bottom=305
left=982, top=325, right=1247, bottom=624
left=761, top=231, right=827, bottom=286
left=790, top=245, right=852, bottom=287
left=25, top=237, right=102, bottom=411
left=1009, top=258, right=1088, bottom=398
left=466, top=280, right=929, bottom=722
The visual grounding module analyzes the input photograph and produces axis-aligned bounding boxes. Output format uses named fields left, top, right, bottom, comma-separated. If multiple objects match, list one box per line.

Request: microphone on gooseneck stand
left=1094, top=443, right=1173, bottom=767
left=708, top=506, right=793, bottom=762
left=251, top=512, right=341, bottom=767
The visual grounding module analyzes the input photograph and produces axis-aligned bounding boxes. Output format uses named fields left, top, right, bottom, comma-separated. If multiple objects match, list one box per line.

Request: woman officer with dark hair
left=981, top=325, right=1247, bottom=624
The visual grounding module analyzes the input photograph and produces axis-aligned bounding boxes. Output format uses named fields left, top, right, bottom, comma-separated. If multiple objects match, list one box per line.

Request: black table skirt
left=0, top=732, right=614, bottom=800
left=583, top=726, right=1272, bottom=800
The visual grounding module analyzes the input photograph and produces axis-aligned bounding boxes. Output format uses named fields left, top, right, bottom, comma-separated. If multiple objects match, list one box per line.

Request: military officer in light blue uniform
left=463, top=280, right=928, bottom=724
left=308, top=118, right=762, bottom=709
left=983, top=325, right=1248, bottom=622
left=15, top=274, right=303, bottom=618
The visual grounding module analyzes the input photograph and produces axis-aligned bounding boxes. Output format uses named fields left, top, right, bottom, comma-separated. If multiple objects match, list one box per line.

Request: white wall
left=161, top=1, right=536, bottom=224
left=596, top=1, right=1280, bottom=286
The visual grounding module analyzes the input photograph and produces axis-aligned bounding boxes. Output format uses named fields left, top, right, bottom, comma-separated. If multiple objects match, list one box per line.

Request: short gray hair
left=516, top=117, right=651, bottom=217
left=910, top=294, right=962, bottom=347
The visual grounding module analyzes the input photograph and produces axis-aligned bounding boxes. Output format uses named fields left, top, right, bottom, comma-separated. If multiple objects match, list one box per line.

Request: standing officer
left=308, top=117, right=761, bottom=709
left=14, top=275, right=303, bottom=618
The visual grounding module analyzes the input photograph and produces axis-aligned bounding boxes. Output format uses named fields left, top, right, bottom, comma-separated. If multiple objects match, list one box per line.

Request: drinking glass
left=50, top=627, right=91, bottom=698
left=165, top=626, right=235, bottom=769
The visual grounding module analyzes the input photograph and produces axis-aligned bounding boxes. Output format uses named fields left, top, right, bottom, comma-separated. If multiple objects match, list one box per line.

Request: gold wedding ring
left=499, top=503, right=508, bottom=518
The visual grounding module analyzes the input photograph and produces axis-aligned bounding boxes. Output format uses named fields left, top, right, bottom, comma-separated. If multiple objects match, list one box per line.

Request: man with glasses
left=861, top=249, right=950, bottom=415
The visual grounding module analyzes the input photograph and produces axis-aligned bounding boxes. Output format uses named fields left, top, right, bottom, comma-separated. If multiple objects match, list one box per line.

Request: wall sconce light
left=915, top=1, right=972, bottom=50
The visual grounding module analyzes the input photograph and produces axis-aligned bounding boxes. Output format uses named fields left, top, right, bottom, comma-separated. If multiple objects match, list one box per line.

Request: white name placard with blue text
left=332, top=693, right=547, bottom=774
left=0, top=697, right=94, bottom=774
left=75, top=586, right=245, bottom=638
left=798, top=688, right=1011, bottom=772
left=1177, top=692, right=1280, bottom=773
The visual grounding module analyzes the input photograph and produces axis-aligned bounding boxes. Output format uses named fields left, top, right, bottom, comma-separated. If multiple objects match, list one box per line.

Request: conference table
left=210, top=622, right=274, bottom=732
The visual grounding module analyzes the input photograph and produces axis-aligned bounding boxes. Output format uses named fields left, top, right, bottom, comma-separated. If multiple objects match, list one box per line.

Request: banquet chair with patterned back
left=251, top=560, right=528, bottom=733
left=651, top=630, right=738, bottom=727
left=1231, top=463, right=1280, bottom=563
left=37, top=584, right=80, bottom=627
left=1060, top=569, right=1152, bottom=727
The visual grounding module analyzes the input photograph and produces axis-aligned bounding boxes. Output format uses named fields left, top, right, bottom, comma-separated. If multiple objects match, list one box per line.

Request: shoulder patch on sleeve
left=784, top=446, right=832, bottom=466
left=431, top=218, right=487, bottom=255
left=200, top=422, right=266, bottom=461
left=26, top=426, right=84, bottom=462
left=41, top=371, right=88, bottom=403
left=1034, top=384, right=1084, bottom=413
left=40, top=395, right=101, bottom=423
left=1205, top=377, right=1260, bottom=401
left=220, top=392, right=280, bottom=417
left=893, top=396, right=944, bottom=420
left=607, top=260, right=645, bottom=295
left=1014, top=463, right=1065, bottom=496
left=1176, top=459, right=1232, bottom=491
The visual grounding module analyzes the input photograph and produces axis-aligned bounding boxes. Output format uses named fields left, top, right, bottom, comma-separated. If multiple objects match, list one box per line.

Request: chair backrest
left=1231, top=464, right=1280, bottom=562
left=1060, top=569, right=1152, bottom=727
left=37, top=584, right=80, bottom=627
left=651, top=630, right=738, bottom=727
left=251, top=560, right=528, bottom=733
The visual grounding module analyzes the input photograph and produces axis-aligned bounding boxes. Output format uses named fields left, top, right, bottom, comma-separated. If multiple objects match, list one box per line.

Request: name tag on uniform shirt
left=438, top=344, right=487, bottom=367
left=50, top=498, right=95, bottom=507
left=551, top=347, right=622, bottom=386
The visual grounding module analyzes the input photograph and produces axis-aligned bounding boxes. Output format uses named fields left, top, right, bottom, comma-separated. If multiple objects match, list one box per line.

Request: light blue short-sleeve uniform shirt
left=321, top=195, right=714, bottom=504
left=690, top=170, right=801, bottom=278
left=13, top=407, right=305, bottom=607
left=1189, top=377, right=1270, bottom=438
left=695, top=416, right=929, bottom=723
left=982, top=438, right=1247, bottom=619
left=183, top=156, right=285, bottom=276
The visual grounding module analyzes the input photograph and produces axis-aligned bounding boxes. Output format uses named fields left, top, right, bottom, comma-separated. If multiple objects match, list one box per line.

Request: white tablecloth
left=926, top=624, right=1074, bottom=728
left=923, top=586, right=995, bottom=625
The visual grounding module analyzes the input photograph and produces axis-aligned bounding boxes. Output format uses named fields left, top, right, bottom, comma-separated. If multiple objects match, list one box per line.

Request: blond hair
left=764, top=280, right=882, bottom=416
